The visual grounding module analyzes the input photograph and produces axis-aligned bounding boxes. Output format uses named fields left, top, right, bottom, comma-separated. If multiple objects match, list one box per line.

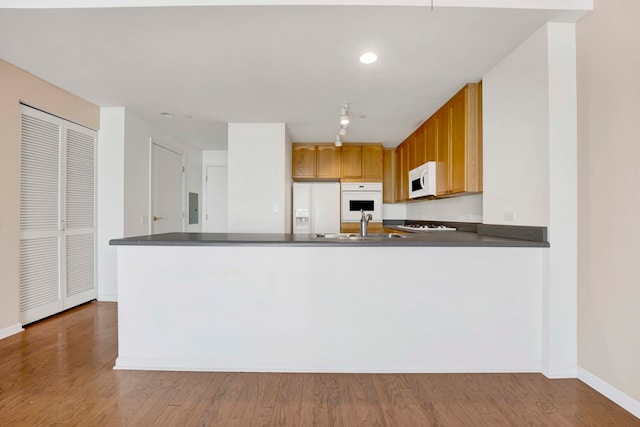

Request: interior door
left=204, top=165, right=227, bottom=232
left=63, top=122, right=97, bottom=308
left=19, top=107, right=64, bottom=323
left=151, top=142, right=184, bottom=234
left=19, top=105, right=97, bottom=324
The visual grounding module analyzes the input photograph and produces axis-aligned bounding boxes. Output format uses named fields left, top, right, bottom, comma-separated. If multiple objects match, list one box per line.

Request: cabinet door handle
left=153, top=216, right=163, bottom=221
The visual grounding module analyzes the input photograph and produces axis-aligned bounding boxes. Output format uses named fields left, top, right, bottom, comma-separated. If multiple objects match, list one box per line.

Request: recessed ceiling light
left=359, top=52, right=378, bottom=64
left=160, top=112, right=174, bottom=118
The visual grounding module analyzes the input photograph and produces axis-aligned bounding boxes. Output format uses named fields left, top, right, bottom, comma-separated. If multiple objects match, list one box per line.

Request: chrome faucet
left=360, top=209, right=373, bottom=237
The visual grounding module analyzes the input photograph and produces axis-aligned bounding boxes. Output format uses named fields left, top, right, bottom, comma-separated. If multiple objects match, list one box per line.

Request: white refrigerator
left=292, top=182, right=340, bottom=234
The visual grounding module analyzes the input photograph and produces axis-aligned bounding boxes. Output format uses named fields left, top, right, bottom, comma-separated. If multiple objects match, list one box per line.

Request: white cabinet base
left=116, top=245, right=544, bottom=373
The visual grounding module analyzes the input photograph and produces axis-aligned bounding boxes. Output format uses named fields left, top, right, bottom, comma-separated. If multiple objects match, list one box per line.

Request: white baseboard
left=0, top=323, right=24, bottom=340
left=114, top=356, right=541, bottom=374
left=97, top=294, right=118, bottom=302
left=578, top=367, right=640, bottom=419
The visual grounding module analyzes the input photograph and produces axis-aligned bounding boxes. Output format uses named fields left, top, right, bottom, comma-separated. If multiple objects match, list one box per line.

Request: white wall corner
left=0, top=323, right=24, bottom=341
left=544, top=21, right=578, bottom=380
left=578, top=367, right=640, bottom=420
left=284, top=126, right=293, bottom=233
left=97, top=107, right=126, bottom=302
left=227, top=123, right=289, bottom=233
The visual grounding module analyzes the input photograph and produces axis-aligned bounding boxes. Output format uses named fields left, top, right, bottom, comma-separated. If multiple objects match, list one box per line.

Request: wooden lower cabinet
left=340, top=222, right=383, bottom=234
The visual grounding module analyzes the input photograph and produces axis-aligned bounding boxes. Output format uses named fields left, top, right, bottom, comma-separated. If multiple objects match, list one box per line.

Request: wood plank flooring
left=0, top=301, right=638, bottom=426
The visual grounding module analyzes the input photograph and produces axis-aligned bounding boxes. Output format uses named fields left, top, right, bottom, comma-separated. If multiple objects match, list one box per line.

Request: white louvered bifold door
left=19, top=106, right=64, bottom=324
left=63, top=122, right=97, bottom=307
left=19, top=105, right=97, bottom=325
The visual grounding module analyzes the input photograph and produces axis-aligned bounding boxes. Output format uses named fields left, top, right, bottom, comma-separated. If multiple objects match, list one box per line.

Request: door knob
left=153, top=216, right=163, bottom=221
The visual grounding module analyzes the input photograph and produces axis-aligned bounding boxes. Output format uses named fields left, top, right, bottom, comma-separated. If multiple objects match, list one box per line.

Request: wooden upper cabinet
left=383, top=148, right=395, bottom=203
left=340, top=144, right=383, bottom=181
left=414, top=126, right=426, bottom=168
left=341, top=145, right=363, bottom=179
left=408, top=126, right=426, bottom=171
left=387, top=82, right=482, bottom=199
left=424, top=117, right=437, bottom=162
left=435, top=107, right=451, bottom=196
left=292, top=144, right=316, bottom=178
left=362, top=145, right=383, bottom=180
left=450, top=87, right=467, bottom=194
left=440, top=83, right=482, bottom=195
left=293, top=143, right=384, bottom=181
left=316, top=145, right=341, bottom=178
left=395, top=142, right=408, bottom=201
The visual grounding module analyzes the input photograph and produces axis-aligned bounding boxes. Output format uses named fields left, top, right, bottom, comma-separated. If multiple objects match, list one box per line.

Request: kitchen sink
left=313, top=233, right=406, bottom=240
left=314, top=233, right=359, bottom=239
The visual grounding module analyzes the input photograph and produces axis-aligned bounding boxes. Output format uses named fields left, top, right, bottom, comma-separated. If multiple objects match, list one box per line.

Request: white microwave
left=409, top=161, right=436, bottom=199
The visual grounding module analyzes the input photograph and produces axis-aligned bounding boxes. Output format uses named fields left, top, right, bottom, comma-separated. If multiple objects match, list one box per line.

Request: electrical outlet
left=504, top=211, right=515, bottom=222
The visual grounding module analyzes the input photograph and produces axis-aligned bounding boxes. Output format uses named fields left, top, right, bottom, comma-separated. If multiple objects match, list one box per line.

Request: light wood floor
left=1, top=302, right=638, bottom=426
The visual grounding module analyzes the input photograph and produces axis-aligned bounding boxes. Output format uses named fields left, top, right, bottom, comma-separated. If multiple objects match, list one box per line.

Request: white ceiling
left=0, top=3, right=589, bottom=149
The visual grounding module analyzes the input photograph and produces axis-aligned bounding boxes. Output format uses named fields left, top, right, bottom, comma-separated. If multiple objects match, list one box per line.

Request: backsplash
left=404, top=194, right=483, bottom=222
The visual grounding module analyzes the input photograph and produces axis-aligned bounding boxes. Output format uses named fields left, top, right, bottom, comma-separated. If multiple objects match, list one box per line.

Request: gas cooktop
left=396, top=224, right=457, bottom=232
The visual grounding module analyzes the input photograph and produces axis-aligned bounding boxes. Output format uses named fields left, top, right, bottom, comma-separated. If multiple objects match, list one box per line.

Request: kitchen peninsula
left=111, top=226, right=548, bottom=373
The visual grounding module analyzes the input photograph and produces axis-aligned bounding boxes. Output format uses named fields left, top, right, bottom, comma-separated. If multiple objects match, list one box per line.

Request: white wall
left=202, top=150, right=228, bottom=166
left=122, top=110, right=202, bottom=237
left=545, top=22, right=578, bottom=378
left=97, top=107, right=125, bottom=301
left=405, top=194, right=483, bottom=222
left=382, top=203, right=407, bottom=220
left=227, top=123, right=292, bottom=233
left=483, top=23, right=578, bottom=378
left=483, top=25, right=550, bottom=227
left=202, top=150, right=228, bottom=232
left=577, top=0, right=640, bottom=414
left=97, top=107, right=202, bottom=302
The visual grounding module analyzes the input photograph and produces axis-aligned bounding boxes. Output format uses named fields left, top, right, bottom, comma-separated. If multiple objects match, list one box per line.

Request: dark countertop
left=110, top=227, right=549, bottom=248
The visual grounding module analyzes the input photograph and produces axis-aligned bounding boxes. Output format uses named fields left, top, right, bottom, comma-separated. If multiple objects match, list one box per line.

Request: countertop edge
left=109, top=231, right=549, bottom=248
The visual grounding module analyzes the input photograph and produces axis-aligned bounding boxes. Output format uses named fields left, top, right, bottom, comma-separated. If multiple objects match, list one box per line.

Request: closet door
left=19, top=105, right=97, bottom=324
left=63, top=122, right=97, bottom=308
left=19, top=106, right=64, bottom=324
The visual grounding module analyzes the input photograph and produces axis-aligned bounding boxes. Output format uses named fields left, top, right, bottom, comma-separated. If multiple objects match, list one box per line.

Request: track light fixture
left=339, top=103, right=350, bottom=125
left=335, top=102, right=350, bottom=146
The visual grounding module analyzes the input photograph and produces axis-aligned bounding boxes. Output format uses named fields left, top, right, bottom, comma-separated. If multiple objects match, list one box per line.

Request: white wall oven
left=341, top=182, right=383, bottom=222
